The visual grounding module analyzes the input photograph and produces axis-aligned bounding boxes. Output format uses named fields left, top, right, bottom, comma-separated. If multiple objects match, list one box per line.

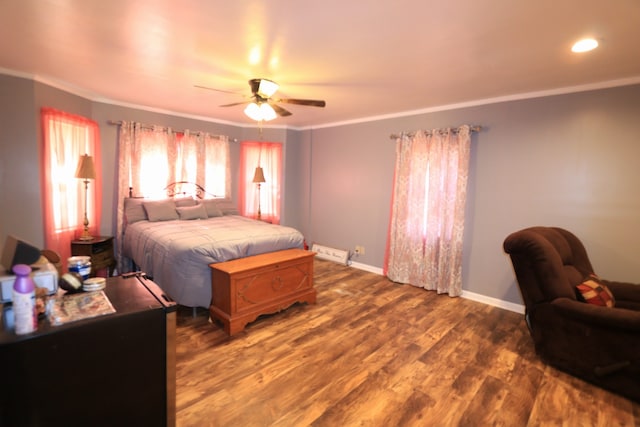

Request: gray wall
left=0, top=75, right=93, bottom=250
left=0, top=75, right=37, bottom=249
left=303, top=84, right=640, bottom=305
left=1, top=72, right=639, bottom=308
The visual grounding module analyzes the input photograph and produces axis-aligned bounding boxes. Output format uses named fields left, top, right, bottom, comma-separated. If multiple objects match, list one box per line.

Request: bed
left=120, top=183, right=305, bottom=308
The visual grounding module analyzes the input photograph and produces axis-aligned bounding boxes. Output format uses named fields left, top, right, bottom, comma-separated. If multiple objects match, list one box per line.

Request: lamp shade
left=75, top=154, right=96, bottom=180
left=257, top=79, right=279, bottom=98
left=244, top=102, right=277, bottom=122
left=252, top=166, right=266, bottom=183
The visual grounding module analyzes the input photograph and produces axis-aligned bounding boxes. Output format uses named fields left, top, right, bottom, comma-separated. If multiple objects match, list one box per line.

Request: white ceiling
left=1, top=0, right=639, bottom=128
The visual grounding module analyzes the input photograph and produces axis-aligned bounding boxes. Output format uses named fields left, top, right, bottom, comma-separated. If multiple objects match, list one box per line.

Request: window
left=120, top=127, right=229, bottom=199
left=41, top=108, right=101, bottom=263
left=385, top=126, right=472, bottom=296
left=239, top=141, right=282, bottom=223
left=171, top=132, right=229, bottom=198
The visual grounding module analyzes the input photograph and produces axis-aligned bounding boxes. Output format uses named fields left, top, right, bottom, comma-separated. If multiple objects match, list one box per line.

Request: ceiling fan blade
left=271, top=103, right=292, bottom=117
left=277, top=98, right=326, bottom=108
left=194, top=84, right=242, bottom=95
left=219, top=101, right=249, bottom=107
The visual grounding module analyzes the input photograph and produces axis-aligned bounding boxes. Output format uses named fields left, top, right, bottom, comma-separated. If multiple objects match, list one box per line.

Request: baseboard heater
left=311, top=244, right=349, bottom=265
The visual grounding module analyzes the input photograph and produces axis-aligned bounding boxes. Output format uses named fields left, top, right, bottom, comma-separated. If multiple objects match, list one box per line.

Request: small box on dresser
left=209, top=248, right=316, bottom=335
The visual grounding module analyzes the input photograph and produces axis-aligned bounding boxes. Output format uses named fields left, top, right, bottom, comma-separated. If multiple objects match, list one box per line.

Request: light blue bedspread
left=122, top=215, right=304, bottom=308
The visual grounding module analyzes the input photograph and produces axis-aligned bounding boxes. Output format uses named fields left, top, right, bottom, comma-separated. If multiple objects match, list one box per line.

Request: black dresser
left=0, top=273, right=177, bottom=427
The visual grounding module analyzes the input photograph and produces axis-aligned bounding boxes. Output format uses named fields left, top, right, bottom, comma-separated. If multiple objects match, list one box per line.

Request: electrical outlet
left=355, top=245, right=365, bottom=255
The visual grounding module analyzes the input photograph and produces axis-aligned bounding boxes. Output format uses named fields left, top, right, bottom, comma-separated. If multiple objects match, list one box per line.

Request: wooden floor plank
left=175, top=259, right=639, bottom=427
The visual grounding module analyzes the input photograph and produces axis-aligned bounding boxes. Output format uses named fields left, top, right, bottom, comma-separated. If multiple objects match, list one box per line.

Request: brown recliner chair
left=503, top=226, right=640, bottom=402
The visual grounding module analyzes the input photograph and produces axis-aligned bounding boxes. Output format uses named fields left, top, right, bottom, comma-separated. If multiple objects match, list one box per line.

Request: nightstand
left=70, top=236, right=116, bottom=277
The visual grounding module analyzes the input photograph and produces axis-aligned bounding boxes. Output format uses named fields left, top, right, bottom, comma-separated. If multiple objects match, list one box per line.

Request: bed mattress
left=122, top=215, right=304, bottom=308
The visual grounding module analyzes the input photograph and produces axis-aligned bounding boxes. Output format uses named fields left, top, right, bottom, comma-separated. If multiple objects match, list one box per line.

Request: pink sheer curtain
left=385, top=125, right=471, bottom=296
left=239, top=141, right=282, bottom=224
left=41, top=108, right=102, bottom=264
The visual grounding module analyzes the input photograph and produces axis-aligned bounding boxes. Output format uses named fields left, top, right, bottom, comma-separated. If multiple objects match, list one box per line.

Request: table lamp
left=252, top=166, right=266, bottom=220
left=75, top=154, right=96, bottom=241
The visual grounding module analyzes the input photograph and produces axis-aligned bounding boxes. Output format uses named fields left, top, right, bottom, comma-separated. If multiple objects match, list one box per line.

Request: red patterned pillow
left=575, top=274, right=615, bottom=307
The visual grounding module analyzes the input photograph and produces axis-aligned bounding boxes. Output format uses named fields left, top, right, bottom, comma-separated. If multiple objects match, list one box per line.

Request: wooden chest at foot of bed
left=209, top=248, right=316, bottom=335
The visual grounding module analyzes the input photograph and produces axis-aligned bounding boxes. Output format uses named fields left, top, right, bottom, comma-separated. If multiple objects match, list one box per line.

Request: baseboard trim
left=348, top=261, right=525, bottom=314
left=460, top=290, right=525, bottom=314
left=349, top=261, right=383, bottom=275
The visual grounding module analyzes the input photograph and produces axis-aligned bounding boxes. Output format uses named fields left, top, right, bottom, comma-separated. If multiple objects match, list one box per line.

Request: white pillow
left=177, top=204, right=208, bottom=220
left=175, top=197, right=197, bottom=207
left=215, top=199, right=240, bottom=215
left=143, top=199, right=178, bottom=222
left=124, top=198, right=148, bottom=224
left=200, top=199, right=224, bottom=217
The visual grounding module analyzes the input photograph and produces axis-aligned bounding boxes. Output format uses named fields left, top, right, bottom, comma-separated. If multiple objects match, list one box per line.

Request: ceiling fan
left=197, top=78, right=326, bottom=121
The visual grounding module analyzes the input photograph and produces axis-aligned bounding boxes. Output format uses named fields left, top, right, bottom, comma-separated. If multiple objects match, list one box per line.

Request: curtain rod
left=389, top=125, right=482, bottom=140
left=107, top=120, right=237, bottom=142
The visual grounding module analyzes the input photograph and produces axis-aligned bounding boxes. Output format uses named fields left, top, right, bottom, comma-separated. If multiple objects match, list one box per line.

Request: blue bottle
left=12, top=264, right=37, bottom=334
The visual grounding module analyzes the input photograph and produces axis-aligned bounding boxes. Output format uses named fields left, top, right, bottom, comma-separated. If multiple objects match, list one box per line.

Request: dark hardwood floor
left=175, top=259, right=640, bottom=426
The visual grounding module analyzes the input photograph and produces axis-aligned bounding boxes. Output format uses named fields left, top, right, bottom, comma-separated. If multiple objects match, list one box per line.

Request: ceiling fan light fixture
left=244, top=102, right=277, bottom=121
left=259, top=103, right=277, bottom=121
left=257, top=79, right=279, bottom=98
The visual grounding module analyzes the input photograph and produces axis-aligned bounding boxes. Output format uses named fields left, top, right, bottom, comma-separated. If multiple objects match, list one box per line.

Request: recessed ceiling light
left=572, top=38, right=598, bottom=53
